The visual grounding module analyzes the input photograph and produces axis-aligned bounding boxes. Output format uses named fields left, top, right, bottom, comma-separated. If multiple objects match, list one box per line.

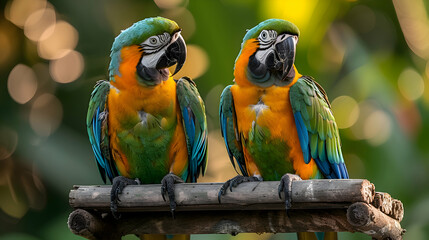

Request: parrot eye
left=258, top=30, right=277, bottom=44
left=260, top=30, right=268, bottom=40
left=149, top=37, right=158, bottom=45
left=140, top=32, right=171, bottom=54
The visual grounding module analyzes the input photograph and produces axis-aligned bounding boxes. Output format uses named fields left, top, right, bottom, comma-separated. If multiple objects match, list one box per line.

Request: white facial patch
left=254, top=30, right=278, bottom=63
left=258, top=30, right=277, bottom=47
left=255, top=48, right=275, bottom=63
left=140, top=48, right=167, bottom=68
left=139, top=31, right=182, bottom=69
left=141, top=32, right=170, bottom=54
left=254, top=33, right=298, bottom=65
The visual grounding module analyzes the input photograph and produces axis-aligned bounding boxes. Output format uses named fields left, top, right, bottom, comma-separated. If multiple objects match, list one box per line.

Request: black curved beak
left=275, top=35, right=297, bottom=81
left=156, top=33, right=187, bottom=76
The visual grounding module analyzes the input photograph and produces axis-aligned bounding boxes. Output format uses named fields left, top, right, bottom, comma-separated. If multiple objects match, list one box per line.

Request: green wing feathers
left=290, top=76, right=348, bottom=179
left=219, top=85, right=247, bottom=176
left=86, top=80, right=118, bottom=183
left=176, top=77, right=208, bottom=182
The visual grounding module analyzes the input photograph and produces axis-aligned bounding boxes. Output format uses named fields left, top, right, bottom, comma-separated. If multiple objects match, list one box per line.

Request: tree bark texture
left=68, top=179, right=404, bottom=240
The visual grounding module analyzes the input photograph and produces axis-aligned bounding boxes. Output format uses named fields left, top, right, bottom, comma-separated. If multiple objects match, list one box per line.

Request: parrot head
left=109, top=17, right=186, bottom=86
left=234, top=19, right=300, bottom=87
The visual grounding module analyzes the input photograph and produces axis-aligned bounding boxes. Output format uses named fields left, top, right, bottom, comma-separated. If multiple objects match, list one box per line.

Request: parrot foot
left=278, top=173, right=302, bottom=212
left=161, top=173, right=184, bottom=218
left=218, top=175, right=263, bottom=203
left=110, top=176, right=140, bottom=219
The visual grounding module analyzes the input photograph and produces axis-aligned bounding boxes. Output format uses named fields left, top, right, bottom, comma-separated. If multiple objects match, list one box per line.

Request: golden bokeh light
left=4, top=0, right=47, bottom=28
left=7, top=64, right=38, bottom=104
left=154, top=0, right=184, bottom=9
left=161, top=7, right=195, bottom=40
left=397, top=68, right=425, bottom=101
left=24, top=5, right=56, bottom=42
left=0, top=187, right=29, bottom=219
left=350, top=101, right=392, bottom=145
left=0, top=23, right=18, bottom=68
left=29, top=93, right=63, bottom=137
left=49, top=50, right=84, bottom=83
left=260, top=0, right=317, bottom=36
left=37, top=20, right=79, bottom=60
left=0, top=158, right=46, bottom=219
left=0, top=160, right=28, bottom=219
left=331, top=95, right=360, bottom=129
left=393, top=0, right=429, bottom=59
left=363, top=110, right=392, bottom=146
left=170, top=44, right=209, bottom=80
left=350, top=101, right=376, bottom=140
left=0, top=127, right=18, bottom=161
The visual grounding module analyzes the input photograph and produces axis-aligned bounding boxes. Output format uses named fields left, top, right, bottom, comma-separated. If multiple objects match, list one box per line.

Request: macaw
left=86, top=17, right=208, bottom=230
left=218, top=19, right=348, bottom=240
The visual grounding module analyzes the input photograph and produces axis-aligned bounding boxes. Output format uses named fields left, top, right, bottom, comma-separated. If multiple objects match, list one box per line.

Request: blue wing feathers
left=87, top=80, right=118, bottom=183
left=219, top=85, right=248, bottom=176
left=294, top=112, right=311, bottom=164
left=92, top=107, right=114, bottom=180
left=92, top=108, right=105, bottom=168
left=177, top=78, right=208, bottom=183
left=331, top=163, right=342, bottom=179
left=220, top=109, right=235, bottom=165
left=339, top=163, right=349, bottom=179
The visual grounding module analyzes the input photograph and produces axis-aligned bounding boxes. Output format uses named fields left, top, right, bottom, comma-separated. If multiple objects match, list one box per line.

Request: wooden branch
left=391, top=199, right=404, bottom=222
left=68, top=209, right=121, bottom=240
left=372, top=192, right=404, bottom=222
left=68, top=179, right=405, bottom=240
left=68, top=205, right=404, bottom=240
left=70, top=179, right=375, bottom=211
left=347, top=202, right=405, bottom=240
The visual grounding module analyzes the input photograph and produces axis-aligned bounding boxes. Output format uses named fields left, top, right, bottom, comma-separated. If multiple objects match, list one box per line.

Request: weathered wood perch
left=68, top=179, right=405, bottom=240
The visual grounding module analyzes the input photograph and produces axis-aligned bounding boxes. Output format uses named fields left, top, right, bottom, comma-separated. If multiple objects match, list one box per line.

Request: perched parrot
left=86, top=17, right=208, bottom=232
left=218, top=19, right=348, bottom=240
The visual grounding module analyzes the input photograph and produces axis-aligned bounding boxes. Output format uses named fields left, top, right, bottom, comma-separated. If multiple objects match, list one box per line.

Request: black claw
left=110, top=176, right=140, bottom=219
left=278, top=173, right=302, bottom=213
left=161, top=173, right=184, bottom=218
left=217, top=179, right=231, bottom=203
left=218, top=178, right=234, bottom=203
left=217, top=175, right=262, bottom=203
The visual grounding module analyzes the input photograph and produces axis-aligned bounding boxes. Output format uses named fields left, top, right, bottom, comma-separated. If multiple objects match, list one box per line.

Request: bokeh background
left=0, top=0, right=428, bottom=239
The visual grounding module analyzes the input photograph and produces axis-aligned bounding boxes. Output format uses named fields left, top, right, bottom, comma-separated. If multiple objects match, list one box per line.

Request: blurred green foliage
left=1, top=0, right=429, bottom=239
